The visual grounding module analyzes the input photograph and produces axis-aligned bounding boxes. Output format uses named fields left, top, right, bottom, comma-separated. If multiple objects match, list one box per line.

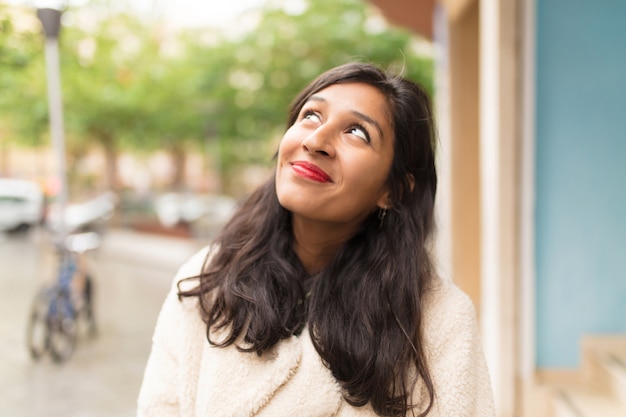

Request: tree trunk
left=169, top=142, right=187, bottom=191
left=0, top=136, right=8, bottom=177
left=67, top=146, right=88, bottom=197
left=101, top=134, right=119, bottom=192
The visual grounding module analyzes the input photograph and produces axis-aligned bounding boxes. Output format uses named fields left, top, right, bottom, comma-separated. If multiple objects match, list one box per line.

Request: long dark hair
left=179, top=62, right=438, bottom=417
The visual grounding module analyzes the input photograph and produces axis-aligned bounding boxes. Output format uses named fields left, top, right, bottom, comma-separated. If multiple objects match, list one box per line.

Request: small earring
left=378, top=207, right=388, bottom=228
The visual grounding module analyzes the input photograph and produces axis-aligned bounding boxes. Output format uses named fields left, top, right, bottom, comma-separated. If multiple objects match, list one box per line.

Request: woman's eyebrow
left=306, top=95, right=326, bottom=104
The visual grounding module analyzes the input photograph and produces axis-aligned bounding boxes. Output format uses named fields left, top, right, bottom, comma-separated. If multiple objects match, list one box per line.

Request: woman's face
left=275, top=82, right=395, bottom=232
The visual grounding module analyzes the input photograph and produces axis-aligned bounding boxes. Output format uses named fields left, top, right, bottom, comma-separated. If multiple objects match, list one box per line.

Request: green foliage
left=0, top=0, right=433, bottom=193
left=192, top=0, right=433, bottom=170
left=0, top=5, right=48, bottom=146
left=61, top=13, right=153, bottom=150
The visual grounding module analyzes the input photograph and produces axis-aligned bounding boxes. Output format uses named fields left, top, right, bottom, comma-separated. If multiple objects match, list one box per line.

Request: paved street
left=0, top=228, right=205, bottom=417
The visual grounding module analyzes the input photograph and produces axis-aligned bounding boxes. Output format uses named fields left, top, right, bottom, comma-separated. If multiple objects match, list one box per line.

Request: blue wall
left=535, top=0, right=626, bottom=368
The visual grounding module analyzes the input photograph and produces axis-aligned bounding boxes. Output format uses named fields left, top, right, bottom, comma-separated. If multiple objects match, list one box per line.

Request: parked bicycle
left=26, top=192, right=115, bottom=363
left=27, top=232, right=100, bottom=362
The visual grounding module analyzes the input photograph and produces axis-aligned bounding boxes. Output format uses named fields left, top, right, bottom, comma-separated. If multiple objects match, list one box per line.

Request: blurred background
left=0, top=1, right=433, bottom=416
left=1, top=1, right=625, bottom=417
left=0, top=0, right=432, bottom=237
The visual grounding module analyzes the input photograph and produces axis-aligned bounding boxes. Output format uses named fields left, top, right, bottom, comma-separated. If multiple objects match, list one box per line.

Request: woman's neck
left=291, top=216, right=356, bottom=274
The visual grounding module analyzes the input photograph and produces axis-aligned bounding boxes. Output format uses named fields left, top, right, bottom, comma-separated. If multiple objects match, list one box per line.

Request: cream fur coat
left=137, top=247, right=495, bottom=417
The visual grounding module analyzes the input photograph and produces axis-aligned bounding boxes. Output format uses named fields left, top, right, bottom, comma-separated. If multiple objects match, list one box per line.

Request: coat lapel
left=256, top=328, right=344, bottom=417
left=196, top=330, right=303, bottom=417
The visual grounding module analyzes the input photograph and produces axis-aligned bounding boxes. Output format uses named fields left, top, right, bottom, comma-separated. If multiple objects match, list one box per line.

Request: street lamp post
left=36, top=7, right=67, bottom=240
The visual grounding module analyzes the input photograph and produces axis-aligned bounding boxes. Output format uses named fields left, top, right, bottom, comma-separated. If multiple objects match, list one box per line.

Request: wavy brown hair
left=179, top=62, right=438, bottom=417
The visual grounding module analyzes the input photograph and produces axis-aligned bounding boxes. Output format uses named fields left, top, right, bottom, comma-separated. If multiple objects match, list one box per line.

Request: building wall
left=535, top=0, right=626, bottom=368
left=448, top=1, right=482, bottom=317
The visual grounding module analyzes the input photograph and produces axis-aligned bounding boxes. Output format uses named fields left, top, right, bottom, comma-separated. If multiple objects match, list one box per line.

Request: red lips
left=291, top=161, right=333, bottom=183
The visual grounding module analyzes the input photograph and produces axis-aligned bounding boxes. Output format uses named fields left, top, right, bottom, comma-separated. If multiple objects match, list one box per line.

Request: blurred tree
left=1, top=0, right=433, bottom=196
left=61, top=10, right=215, bottom=192
left=191, top=0, right=433, bottom=192
left=122, top=29, right=212, bottom=191
left=61, top=12, right=151, bottom=191
left=0, top=5, right=48, bottom=176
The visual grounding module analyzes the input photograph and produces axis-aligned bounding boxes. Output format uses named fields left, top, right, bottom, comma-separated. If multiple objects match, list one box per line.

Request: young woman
left=137, top=62, right=494, bottom=417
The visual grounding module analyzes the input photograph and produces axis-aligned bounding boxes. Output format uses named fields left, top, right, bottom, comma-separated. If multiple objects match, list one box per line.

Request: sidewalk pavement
left=99, top=228, right=207, bottom=272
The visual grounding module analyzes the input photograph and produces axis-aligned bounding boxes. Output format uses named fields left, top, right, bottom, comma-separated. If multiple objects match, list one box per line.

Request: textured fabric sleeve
left=423, top=282, right=496, bottom=417
left=137, top=247, right=210, bottom=417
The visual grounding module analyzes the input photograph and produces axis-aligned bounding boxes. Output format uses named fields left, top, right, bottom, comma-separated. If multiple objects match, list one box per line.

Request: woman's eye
left=349, top=125, right=370, bottom=143
left=302, top=111, right=321, bottom=123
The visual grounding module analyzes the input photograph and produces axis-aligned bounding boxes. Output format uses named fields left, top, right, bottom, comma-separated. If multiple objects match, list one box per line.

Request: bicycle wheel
left=82, top=274, right=97, bottom=337
left=48, top=290, right=77, bottom=363
left=26, top=288, right=50, bottom=360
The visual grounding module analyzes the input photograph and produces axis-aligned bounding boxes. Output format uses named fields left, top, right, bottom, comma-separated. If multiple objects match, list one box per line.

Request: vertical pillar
left=447, top=2, right=481, bottom=315
left=37, top=8, right=67, bottom=239
left=479, top=0, right=520, bottom=415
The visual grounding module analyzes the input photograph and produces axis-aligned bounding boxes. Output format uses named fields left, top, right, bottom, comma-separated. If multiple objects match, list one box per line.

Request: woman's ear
left=378, top=174, right=414, bottom=209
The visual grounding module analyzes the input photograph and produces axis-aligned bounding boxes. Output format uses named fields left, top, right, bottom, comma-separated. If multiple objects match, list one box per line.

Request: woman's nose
left=301, top=126, right=336, bottom=157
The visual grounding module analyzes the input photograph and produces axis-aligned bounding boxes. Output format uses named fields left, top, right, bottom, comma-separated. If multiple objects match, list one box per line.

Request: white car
left=0, top=178, right=45, bottom=233
left=155, top=192, right=237, bottom=239
left=46, top=191, right=117, bottom=235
